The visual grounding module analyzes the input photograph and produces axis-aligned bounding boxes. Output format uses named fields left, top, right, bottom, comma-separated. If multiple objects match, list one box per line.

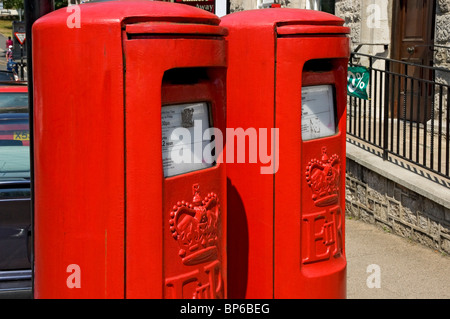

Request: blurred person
left=6, top=36, right=13, bottom=49
left=6, top=45, right=13, bottom=62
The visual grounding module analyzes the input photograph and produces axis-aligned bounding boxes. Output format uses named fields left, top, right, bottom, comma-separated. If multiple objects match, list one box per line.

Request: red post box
left=222, top=9, right=349, bottom=299
left=33, top=1, right=227, bottom=299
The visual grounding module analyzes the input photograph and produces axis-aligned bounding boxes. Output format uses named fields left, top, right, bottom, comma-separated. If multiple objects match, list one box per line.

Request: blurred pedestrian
left=6, top=37, right=13, bottom=49
left=6, top=45, right=13, bottom=62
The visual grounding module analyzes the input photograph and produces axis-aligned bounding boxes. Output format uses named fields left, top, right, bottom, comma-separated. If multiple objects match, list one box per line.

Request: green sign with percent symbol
left=347, top=66, right=370, bottom=100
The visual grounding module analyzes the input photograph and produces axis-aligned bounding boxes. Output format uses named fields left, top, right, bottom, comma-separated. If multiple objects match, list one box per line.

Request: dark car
left=0, top=71, right=16, bottom=83
left=0, top=85, right=31, bottom=298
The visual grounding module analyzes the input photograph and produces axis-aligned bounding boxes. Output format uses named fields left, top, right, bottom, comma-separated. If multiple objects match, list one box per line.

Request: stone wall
left=335, top=0, right=360, bottom=49
left=435, top=0, right=450, bottom=73
left=335, top=0, right=392, bottom=56
left=345, top=158, right=450, bottom=255
left=435, top=0, right=450, bottom=122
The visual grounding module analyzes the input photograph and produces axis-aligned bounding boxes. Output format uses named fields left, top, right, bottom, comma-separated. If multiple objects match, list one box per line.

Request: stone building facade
left=435, top=1, right=450, bottom=85
left=335, top=0, right=450, bottom=81
left=334, top=0, right=450, bottom=255
left=228, top=0, right=450, bottom=73
left=435, top=1, right=450, bottom=66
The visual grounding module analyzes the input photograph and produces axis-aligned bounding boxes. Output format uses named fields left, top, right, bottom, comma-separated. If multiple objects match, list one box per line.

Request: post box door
left=123, top=21, right=227, bottom=299
left=274, top=28, right=349, bottom=298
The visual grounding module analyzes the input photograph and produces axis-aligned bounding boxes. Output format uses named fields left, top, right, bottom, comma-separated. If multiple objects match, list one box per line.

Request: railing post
left=402, top=63, right=407, bottom=157
left=368, top=56, right=373, bottom=142
left=383, top=60, right=390, bottom=161
left=347, top=51, right=450, bottom=179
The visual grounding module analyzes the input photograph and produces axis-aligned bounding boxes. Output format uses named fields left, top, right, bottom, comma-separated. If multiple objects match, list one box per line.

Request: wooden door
left=391, top=0, right=436, bottom=123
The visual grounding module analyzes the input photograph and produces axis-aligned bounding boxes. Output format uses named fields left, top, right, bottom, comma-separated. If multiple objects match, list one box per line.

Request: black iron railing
left=347, top=52, right=450, bottom=179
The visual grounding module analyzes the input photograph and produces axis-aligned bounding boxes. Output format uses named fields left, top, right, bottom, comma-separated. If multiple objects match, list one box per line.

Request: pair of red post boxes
left=32, top=1, right=349, bottom=299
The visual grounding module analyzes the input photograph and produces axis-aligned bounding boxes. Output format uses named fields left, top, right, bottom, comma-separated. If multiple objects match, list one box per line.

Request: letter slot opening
left=303, top=59, right=335, bottom=73
left=162, top=67, right=209, bottom=85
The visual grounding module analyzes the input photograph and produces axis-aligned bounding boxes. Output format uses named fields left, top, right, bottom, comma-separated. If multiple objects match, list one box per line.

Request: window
left=0, top=92, right=30, bottom=181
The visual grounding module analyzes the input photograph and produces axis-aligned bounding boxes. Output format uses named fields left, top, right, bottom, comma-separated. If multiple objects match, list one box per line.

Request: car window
left=0, top=93, right=28, bottom=112
left=0, top=92, right=30, bottom=182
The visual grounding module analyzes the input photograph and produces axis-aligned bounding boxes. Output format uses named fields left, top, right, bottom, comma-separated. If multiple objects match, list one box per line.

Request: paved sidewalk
left=346, top=217, right=450, bottom=299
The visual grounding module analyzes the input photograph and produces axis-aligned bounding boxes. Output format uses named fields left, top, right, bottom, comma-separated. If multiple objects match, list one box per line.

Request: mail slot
left=222, top=9, right=349, bottom=299
left=33, top=1, right=227, bottom=299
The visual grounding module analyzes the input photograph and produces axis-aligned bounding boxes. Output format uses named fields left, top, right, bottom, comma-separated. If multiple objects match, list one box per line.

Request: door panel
left=392, top=0, right=435, bottom=123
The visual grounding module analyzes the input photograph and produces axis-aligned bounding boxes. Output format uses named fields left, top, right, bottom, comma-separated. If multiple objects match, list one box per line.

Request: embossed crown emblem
left=305, top=147, right=340, bottom=207
left=169, top=184, right=220, bottom=266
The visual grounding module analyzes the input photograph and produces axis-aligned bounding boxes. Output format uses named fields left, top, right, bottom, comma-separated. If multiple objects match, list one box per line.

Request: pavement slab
left=346, top=217, right=450, bottom=299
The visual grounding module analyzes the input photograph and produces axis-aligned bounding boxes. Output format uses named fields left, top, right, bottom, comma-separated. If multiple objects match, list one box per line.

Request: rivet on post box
left=32, top=1, right=227, bottom=299
left=222, top=9, right=350, bottom=299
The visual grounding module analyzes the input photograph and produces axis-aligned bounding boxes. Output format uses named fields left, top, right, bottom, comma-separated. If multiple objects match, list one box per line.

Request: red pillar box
left=33, top=0, right=227, bottom=299
left=222, top=9, right=349, bottom=299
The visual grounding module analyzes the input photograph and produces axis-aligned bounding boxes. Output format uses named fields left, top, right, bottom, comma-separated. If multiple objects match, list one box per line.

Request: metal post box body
left=222, top=9, right=349, bottom=299
left=125, top=23, right=227, bottom=299
left=33, top=1, right=227, bottom=299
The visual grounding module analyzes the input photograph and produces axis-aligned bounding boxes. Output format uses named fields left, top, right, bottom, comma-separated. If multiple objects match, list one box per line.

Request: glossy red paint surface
left=222, top=8, right=349, bottom=299
left=33, top=0, right=226, bottom=299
